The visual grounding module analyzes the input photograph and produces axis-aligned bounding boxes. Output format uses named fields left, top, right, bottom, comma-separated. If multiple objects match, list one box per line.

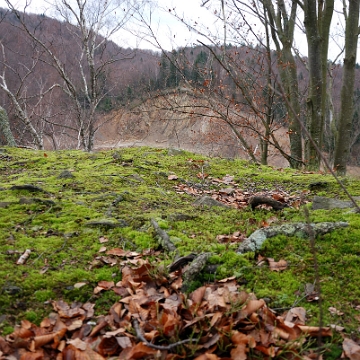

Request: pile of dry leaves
left=173, top=174, right=307, bottom=211
left=3, top=251, right=357, bottom=360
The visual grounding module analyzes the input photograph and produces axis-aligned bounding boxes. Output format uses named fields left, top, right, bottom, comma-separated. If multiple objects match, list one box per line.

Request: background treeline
left=1, top=6, right=360, bottom=168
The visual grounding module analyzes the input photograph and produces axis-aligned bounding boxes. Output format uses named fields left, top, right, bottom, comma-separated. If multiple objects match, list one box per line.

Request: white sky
left=0, top=0, right=351, bottom=61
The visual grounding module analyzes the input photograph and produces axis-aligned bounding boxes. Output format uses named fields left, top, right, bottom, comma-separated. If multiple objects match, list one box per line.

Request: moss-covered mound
left=0, top=146, right=359, bottom=347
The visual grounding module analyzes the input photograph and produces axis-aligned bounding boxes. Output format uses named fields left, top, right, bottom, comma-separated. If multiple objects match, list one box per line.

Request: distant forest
left=1, top=7, right=360, bottom=166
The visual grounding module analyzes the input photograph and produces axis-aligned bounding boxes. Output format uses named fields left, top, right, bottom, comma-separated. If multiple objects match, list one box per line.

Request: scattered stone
left=155, top=171, right=169, bottom=178
left=168, top=213, right=197, bottom=221
left=168, top=148, right=185, bottom=156
left=312, top=196, right=357, bottom=210
left=85, top=219, right=128, bottom=228
left=193, top=196, right=230, bottom=208
left=112, top=151, right=122, bottom=160
left=64, top=232, right=79, bottom=238
left=0, top=202, right=11, bottom=208
left=58, top=170, right=75, bottom=179
left=2, top=285, right=22, bottom=295
left=75, top=201, right=86, bottom=206
left=112, top=195, right=125, bottom=206
left=19, top=198, right=35, bottom=204
left=129, top=174, right=145, bottom=182
left=237, top=221, right=349, bottom=254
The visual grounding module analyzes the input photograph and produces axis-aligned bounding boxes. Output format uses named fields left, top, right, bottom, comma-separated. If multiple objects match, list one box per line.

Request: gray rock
left=168, top=213, right=196, bottom=221
left=85, top=219, right=128, bottom=228
left=168, top=148, right=185, bottom=156
left=312, top=196, right=356, bottom=210
left=58, top=170, right=75, bottom=179
left=2, top=285, right=22, bottom=295
left=193, top=196, right=229, bottom=208
left=129, top=174, right=145, bottom=182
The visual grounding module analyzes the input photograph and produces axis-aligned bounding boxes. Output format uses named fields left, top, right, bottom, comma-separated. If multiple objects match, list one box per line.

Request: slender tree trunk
left=303, top=0, right=334, bottom=170
left=0, top=106, right=16, bottom=146
left=262, top=0, right=302, bottom=168
left=279, top=45, right=302, bottom=168
left=333, top=0, right=360, bottom=175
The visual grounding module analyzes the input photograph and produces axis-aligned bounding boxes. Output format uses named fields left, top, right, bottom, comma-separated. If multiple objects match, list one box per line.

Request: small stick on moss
left=16, top=249, right=31, bottom=264
left=132, top=318, right=197, bottom=350
left=150, top=219, right=178, bottom=256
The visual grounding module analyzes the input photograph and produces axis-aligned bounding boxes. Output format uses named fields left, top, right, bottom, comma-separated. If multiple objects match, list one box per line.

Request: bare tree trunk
left=303, top=0, right=334, bottom=170
left=279, top=45, right=303, bottom=168
left=262, top=0, right=303, bottom=168
left=0, top=106, right=16, bottom=146
left=333, top=0, right=360, bottom=175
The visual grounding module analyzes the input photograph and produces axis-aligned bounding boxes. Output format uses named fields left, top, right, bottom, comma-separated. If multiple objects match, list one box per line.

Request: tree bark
left=262, top=0, right=303, bottom=168
left=0, top=106, right=16, bottom=146
left=303, top=0, right=334, bottom=170
left=333, top=0, right=360, bottom=175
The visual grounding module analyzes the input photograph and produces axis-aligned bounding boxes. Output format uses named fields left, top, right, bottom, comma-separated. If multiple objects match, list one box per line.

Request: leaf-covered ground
left=1, top=146, right=360, bottom=359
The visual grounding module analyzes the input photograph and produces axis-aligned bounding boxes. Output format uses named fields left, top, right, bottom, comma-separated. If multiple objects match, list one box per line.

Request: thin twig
left=132, top=319, right=198, bottom=350
left=303, top=203, right=323, bottom=360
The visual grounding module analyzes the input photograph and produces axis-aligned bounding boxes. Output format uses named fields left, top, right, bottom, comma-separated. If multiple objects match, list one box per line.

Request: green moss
left=1, top=325, right=14, bottom=335
left=34, top=290, right=56, bottom=302
left=25, top=310, right=39, bottom=323
left=1, top=145, right=360, bottom=340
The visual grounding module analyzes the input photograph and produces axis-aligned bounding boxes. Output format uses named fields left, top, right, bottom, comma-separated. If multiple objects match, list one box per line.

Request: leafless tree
left=4, top=0, right=148, bottom=151
left=0, top=38, right=58, bottom=149
left=333, top=0, right=360, bottom=175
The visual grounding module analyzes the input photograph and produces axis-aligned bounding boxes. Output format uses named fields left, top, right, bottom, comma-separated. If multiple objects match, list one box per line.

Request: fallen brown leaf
left=343, top=338, right=360, bottom=360
left=267, top=258, right=288, bottom=271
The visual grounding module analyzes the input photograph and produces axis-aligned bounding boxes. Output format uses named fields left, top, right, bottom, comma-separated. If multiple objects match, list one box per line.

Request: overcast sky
left=0, top=0, right=211, bottom=50
left=0, top=0, right=350, bottom=61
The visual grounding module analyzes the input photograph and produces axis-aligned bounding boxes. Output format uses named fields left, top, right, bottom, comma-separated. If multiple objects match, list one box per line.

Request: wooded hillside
left=1, top=3, right=360, bottom=170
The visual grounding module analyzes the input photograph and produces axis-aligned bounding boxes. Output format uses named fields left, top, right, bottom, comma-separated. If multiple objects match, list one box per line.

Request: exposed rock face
left=237, top=222, right=349, bottom=254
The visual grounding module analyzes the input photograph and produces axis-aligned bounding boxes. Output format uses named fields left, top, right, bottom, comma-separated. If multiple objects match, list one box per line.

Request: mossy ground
left=0, top=146, right=360, bottom=346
